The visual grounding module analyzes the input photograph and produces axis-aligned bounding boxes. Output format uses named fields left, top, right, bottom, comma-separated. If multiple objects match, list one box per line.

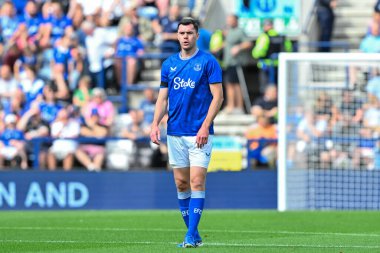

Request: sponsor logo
left=194, top=208, right=203, bottom=215
left=194, top=64, right=201, bottom=71
left=170, top=66, right=177, bottom=72
left=174, top=77, right=195, bottom=90
left=181, top=210, right=189, bottom=217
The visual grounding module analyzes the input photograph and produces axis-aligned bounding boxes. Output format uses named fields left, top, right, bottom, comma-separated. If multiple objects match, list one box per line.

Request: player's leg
left=173, top=168, right=191, bottom=228
left=186, top=166, right=207, bottom=246
left=185, top=135, right=213, bottom=246
left=167, top=136, right=192, bottom=238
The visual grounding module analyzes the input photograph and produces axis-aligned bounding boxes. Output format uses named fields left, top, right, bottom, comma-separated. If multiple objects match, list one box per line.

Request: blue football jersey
left=115, top=37, right=144, bottom=57
left=161, top=49, right=222, bottom=136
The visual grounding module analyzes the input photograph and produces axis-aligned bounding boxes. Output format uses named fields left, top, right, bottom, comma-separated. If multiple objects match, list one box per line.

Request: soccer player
left=150, top=17, right=223, bottom=248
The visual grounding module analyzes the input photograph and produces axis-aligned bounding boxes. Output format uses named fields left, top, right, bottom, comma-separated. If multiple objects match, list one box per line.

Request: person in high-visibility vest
left=252, top=19, right=292, bottom=95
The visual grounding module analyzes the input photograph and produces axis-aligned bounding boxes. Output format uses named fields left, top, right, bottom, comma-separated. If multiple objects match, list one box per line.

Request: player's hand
left=196, top=126, right=209, bottom=149
left=150, top=125, right=161, bottom=145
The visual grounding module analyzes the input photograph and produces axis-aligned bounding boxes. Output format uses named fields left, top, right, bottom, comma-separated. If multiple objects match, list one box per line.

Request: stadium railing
left=29, top=136, right=152, bottom=170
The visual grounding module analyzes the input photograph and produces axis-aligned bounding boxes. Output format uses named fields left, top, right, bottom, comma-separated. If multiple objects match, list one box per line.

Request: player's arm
left=197, top=83, right=224, bottom=148
left=150, top=88, right=168, bottom=145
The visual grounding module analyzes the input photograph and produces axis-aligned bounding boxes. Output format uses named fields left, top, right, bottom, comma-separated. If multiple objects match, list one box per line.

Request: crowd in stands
left=245, top=0, right=380, bottom=170
left=2, top=0, right=379, bottom=171
left=0, top=0, right=204, bottom=170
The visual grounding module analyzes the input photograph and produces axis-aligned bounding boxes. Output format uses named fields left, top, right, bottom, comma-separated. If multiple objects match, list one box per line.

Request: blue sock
left=177, top=191, right=191, bottom=228
left=186, top=191, right=205, bottom=238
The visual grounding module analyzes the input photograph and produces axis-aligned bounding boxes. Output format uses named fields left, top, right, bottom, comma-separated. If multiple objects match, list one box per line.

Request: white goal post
left=278, top=53, right=380, bottom=211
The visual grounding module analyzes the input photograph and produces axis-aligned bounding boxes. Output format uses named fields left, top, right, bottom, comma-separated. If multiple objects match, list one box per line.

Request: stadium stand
left=1, top=0, right=379, bottom=172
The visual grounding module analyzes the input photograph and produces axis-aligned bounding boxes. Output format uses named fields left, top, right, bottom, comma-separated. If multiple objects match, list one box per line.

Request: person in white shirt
left=47, top=107, right=81, bottom=171
left=0, top=65, right=18, bottom=104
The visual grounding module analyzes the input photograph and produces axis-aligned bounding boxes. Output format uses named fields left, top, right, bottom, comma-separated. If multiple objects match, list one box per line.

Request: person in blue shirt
left=114, top=20, right=144, bottom=85
left=0, top=1, right=20, bottom=44
left=196, top=20, right=211, bottom=52
left=0, top=114, right=28, bottom=169
left=14, top=0, right=42, bottom=50
left=139, top=87, right=156, bottom=128
left=152, top=4, right=182, bottom=53
left=39, top=1, right=73, bottom=48
left=16, top=64, right=45, bottom=109
left=150, top=17, right=223, bottom=248
left=38, top=84, right=62, bottom=124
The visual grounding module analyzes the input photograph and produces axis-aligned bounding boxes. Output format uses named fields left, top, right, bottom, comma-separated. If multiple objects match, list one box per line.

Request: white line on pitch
left=0, top=239, right=379, bottom=249
left=0, top=226, right=379, bottom=238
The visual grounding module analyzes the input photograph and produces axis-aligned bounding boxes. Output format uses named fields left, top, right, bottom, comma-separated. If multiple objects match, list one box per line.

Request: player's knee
left=190, top=177, right=205, bottom=191
left=175, top=178, right=190, bottom=192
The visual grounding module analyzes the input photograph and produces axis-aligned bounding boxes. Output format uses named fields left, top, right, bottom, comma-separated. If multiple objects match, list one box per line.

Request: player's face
left=177, top=24, right=199, bottom=51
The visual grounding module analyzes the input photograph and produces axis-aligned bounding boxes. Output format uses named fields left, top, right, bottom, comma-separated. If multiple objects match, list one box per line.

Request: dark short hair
left=177, top=17, right=199, bottom=33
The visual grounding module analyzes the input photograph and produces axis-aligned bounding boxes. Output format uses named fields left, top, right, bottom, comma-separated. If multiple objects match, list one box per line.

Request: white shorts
left=167, top=135, right=213, bottom=169
left=50, top=140, right=78, bottom=160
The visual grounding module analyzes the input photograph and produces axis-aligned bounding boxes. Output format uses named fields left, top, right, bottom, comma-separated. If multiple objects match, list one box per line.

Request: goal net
left=278, top=53, right=380, bottom=211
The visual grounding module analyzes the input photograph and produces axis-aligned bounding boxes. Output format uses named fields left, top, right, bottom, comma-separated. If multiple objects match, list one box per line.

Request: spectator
left=81, top=20, right=117, bottom=88
left=67, top=0, right=85, bottom=29
left=139, top=87, right=156, bottom=127
left=252, top=19, right=292, bottom=93
left=14, top=64, right=45, bottom=110
left=13, top=45, right=38, bottom=75
left=138, top=0, right=160, bottom=20
left=250, top=85, right=278, bottom=123
left=120, top=4, right=155, bottom=45
left=316, top=0, right=337, bottom=52
left=120, top=108, right=148, bottom=140
left=17, top=103, right=50, bottom=169
left=209, top=28, right=224, bottom=66
left=39, top=1, right=73, bottom=48
left=83, top=87, right=115, bottom=128
left=245, top=115, right=277, bottom=169
left=0, top=1, right=20, bottom=44
left=13, top=0, right=42, bottom=51
left=296, top=111, right=329, bottom=169
left=366, top=8, right=380, bottom=35
left=362, top=94, right=380, bottom=132
left=360, top=21, right=380, bottom=53
left=75, top=108, right=108, bottom=171
left=0, top=65, right=18, bottom=104
left=0, top=114, right=28, bottom=169
left=221, top=14, right=252, bottom=114
left=120, top=108, right=150, bottom=168
left=366, top=75, right=380, bottom=102
left=352, top=127, right=376, bottom=170
left=150, top=113, right=168, bottom=169
left=38, top=84, right=63, bottom=124
left=2, top=92, right=24, bottom=117
left=333, top=89, right=363, bottom=124
left=47, top=107, right=80, bottom=171
left=196, top=19, right=212, bottom=52
left=113, top=19, right=144, bottom=86
left=152, top=4, right=182, bottom=53
left=68, top=0, right=102, bottom=23
left=73, top=75, right=93, bottom=110
left=314, top=91, right=335, bottom=120
left=67, top=35, right=84, bottom=90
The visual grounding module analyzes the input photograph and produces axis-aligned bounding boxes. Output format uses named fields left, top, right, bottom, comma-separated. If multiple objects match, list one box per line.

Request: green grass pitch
left=0, top=210, right=379, bottom=253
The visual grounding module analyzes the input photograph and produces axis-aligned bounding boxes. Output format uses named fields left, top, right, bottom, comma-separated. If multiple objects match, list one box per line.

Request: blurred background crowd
left=0, top=0, right=380, bottom=172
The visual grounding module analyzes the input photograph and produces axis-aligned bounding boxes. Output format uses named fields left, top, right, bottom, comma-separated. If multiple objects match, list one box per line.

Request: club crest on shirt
left=194, top=64, right=201, bottom=71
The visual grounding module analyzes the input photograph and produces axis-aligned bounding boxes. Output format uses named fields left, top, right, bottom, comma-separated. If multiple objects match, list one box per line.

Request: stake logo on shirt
left=173, top=77, right=195, bottom=90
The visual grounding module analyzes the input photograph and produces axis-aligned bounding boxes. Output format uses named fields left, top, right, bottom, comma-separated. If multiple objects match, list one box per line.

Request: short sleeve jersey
left=161, top=49, right=222, bottom=136
left=115, top=36, right=144, bottom=57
